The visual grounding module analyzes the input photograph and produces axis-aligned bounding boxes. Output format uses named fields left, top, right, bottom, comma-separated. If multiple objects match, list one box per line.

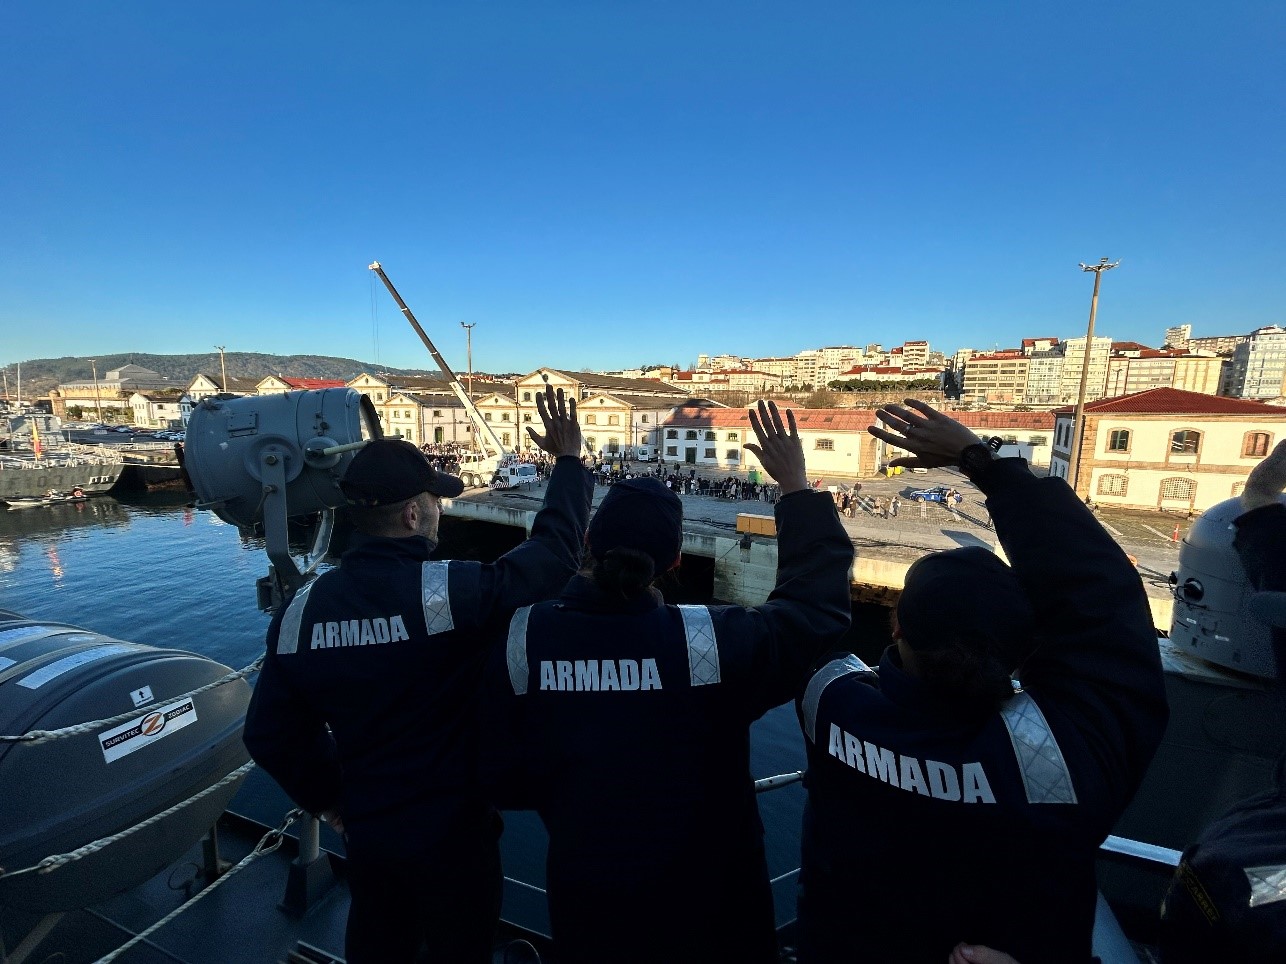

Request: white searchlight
left=1169, top=495, right=1285, bottom=680
left=183, top=388, right=382, bottom=606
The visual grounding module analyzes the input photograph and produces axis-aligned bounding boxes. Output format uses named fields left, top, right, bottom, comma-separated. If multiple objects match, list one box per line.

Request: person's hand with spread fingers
left=745, top=399, right=808, bottom=494
left=1241, top=439, right=1286, bottom=512
left=867, top=397, right=982, bottom=469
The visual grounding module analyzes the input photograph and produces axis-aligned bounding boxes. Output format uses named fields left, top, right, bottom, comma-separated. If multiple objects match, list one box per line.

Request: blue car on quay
left=907, top=485, right=964, bottom=504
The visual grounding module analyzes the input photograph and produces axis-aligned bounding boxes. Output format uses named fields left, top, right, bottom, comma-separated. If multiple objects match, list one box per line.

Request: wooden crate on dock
left=736, top=513, right=777, bottom=537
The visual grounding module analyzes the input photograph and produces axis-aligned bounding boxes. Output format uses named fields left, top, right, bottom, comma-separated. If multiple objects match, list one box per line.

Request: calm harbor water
left=0, top=491, right=827, bottom=932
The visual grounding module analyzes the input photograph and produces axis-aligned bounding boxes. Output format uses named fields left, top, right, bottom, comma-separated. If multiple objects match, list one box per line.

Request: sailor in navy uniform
left=794, top=400, right=1168, bottom=964
left=481, top=401, right=853, bottom=964
left=243, top=386, right=591, bottom=964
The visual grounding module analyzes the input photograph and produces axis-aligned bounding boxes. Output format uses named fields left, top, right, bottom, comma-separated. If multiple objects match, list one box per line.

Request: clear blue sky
left=2, top=1, right=1282, bottom=375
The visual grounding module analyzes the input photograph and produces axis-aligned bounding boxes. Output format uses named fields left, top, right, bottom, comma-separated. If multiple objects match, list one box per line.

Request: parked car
left=907, top=485, right=964, bottom=504
left=909, top=466, right=929, bottom=474
left=113, top=426, right=134, bottom=433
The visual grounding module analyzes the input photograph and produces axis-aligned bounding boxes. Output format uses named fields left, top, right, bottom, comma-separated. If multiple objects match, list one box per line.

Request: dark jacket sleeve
left=1233, top=504, right=1286, bottom=594
left=242, top=608, right=343, bottom=815
left=715, top=489, right=853, bottom=718
left=1232, top=503, right=1286, bottom=674
left=451, top=455, right=593, bottom=633
left=980, top=459, right=1168, bottom=806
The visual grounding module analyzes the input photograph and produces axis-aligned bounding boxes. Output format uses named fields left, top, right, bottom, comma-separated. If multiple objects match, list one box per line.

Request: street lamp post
left=460, top=323, right=475, bottom=401
left=215, top=345, right=228, bottom=392
left=1067, top=258, right=1120, bottom=494
left=89, top=359, right=104, bottom=423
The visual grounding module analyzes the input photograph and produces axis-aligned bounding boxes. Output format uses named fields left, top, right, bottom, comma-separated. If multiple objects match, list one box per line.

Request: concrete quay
left=446, top=466, right=1178, bottom=631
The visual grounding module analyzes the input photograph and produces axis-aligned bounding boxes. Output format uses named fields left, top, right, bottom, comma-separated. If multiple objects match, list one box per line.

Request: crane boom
left=367, top=261, right=508, bottom=458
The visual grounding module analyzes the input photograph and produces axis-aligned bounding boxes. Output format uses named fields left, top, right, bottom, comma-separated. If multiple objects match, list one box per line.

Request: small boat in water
left=3, top=491, right=91, bottom=509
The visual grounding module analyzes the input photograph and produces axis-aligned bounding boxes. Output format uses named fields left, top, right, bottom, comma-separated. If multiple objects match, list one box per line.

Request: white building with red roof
left=1050, top=387, right=1286, bottom=510
left=660, top=403, right=1056, bottom=477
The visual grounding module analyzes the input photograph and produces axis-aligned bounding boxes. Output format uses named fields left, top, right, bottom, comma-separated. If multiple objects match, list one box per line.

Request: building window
left=1107, top=429, right=1130, bottom=452
left=502, top=432, right=512, bottom=446
left=1243, top=432, right=1271, bottom=457
left=1160, top=478, right=1195, bottom=501
left=666, top=429, right=678, bottom=439
left=1170, top=430, right=1201, bottom=455
left=1097, top=474, right=1128, bottom=497
left=726, top=450, right=740, bottom=462
left=1004, top=435, right=1018, bottom=443
left=1029, top=435, right=1047, bottom=445
left=704, top=448, right=716, bottom=458
left=484, top=413, right=492, bottom=421
left=523, top=414, right=532, bottom=422
left=685, top=430, right=697, bottom=440
left=1232, top=481, right=1246, bottom=497
left=609, top=415, right=620, bottom=425
left=586, top=414, right=597, bottom=424
left=641, top=415, right=649, bottom=423
left=815, top=438, right=835, bottom=451
left=608, top=439, right=620, bottom=453
left=432, top=410, right=442, bottom=417
left=376, top=393, right=384, bottom=401
left=586, top=436, right=596, bottom=449
left=705, top=431, right=716, bottom=441
left=726, top=432, right=739, bottom=441
left=666, top=446, right=677, bottom=457
left=523, top=392, right=532, bottom=402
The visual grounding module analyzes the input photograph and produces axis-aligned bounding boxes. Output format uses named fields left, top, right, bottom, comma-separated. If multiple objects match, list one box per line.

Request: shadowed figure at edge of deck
left=242, top=384, right=592, bottom=964
left=794, top=398, right=1169, bottom=964
left=479, top=400, right=853, bottom=964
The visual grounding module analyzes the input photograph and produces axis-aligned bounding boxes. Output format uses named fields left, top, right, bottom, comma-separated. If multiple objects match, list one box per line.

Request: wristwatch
left=959, top=436, right=1004, bottom=482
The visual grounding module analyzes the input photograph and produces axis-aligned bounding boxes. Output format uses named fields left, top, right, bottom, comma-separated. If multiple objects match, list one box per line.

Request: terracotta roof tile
left=1053, top=387, right=1286, bottom=416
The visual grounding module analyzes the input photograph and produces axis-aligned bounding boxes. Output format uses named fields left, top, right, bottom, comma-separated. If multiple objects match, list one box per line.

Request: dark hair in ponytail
left=912, top=636, right=1016, bottom=720
left=590, top=546, right=657, bottom=598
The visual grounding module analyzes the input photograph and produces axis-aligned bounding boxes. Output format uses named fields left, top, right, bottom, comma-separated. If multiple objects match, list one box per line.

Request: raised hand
left=527, top=385, right=583, bottom=458
left=868, top=398, right=980, bottom=469
left=1242, top=439, right=1286, bottom=511
left=745, top=400, right=808, bottom=494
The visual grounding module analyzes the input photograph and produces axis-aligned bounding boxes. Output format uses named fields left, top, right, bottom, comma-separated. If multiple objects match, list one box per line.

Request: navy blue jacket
left=243, top=455, right=592, bottom=861
left=481, top=489, right=853, bottom=964
left=795, top=459, right=1168, bottom=964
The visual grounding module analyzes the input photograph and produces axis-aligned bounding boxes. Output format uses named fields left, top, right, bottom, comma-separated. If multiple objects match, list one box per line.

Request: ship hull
left=0, top=456, right=124, bottom=503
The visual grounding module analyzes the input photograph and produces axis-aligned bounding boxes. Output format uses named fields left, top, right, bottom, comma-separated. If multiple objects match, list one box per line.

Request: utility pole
left=89, top=359, right=104, bottom=423
left=1067, top=258, right=1120, bottom=494
left=460, top=323, right=475, bottom=402
left=215, top=345, right=228, bottom=392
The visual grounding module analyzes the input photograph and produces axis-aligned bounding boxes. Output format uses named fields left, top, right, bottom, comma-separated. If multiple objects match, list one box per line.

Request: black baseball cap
left=340, top=439, right=465, bottom=506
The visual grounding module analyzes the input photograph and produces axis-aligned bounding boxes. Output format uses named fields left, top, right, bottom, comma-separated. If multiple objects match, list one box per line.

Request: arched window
left=1160, top=478, right=1195, bottom=501
left=523, top=391, right=532, bottom=402
left=1097, top=474, right=1128, bottom=497
left=815, top=438, right=835, bottom=451
left=1170, top=430, right=1201, bottom=455
left=1243, top=432, right=1272, bottom=458
left=1107, top=429, right=1130, bottom=452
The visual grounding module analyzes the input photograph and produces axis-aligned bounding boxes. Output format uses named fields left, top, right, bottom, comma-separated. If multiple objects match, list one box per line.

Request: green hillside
left=3, top=353, right=440, bottom=399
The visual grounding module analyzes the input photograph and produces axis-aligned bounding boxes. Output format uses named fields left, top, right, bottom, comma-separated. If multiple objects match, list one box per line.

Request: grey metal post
left=1068, top=258, right=1120, bottom=493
